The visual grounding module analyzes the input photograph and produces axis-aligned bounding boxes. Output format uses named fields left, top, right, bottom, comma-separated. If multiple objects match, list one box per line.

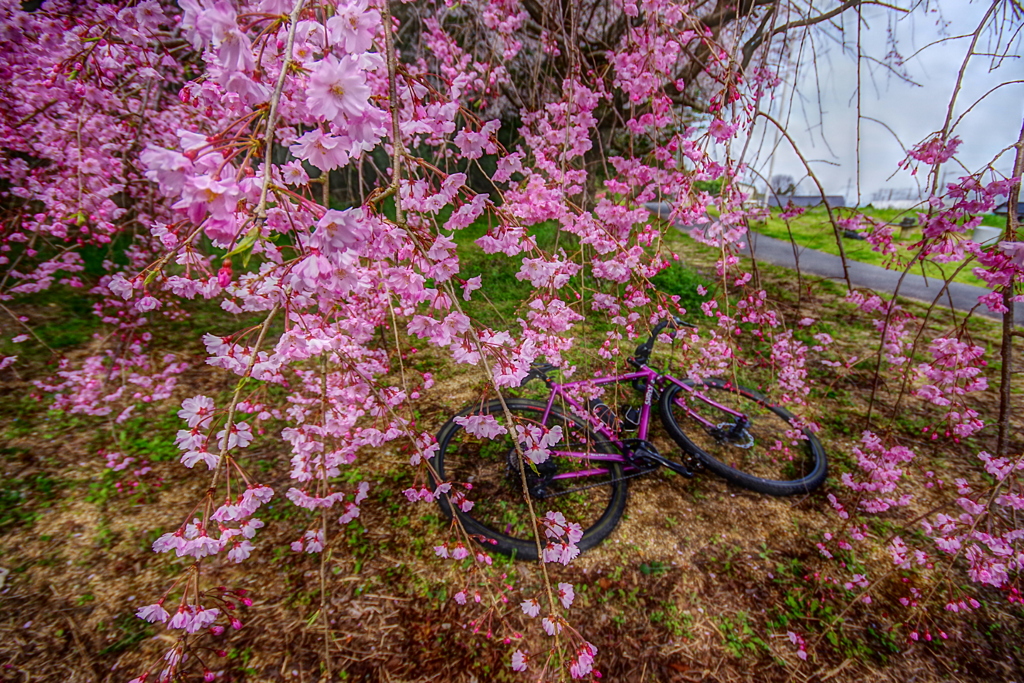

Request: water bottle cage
left=588, top=399, right=619, bottom=429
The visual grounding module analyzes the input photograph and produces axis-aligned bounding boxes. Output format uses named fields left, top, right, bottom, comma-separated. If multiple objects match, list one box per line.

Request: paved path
left=646, top=202, right=1022, bottom=326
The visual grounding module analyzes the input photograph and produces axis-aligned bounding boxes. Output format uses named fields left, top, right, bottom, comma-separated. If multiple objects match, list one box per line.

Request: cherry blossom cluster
left=517, top=580, right=598, bottom=679
left=33, top=345, right=187, bottom=419
left=913, top=337, right=988, bottom=439
left=919, top=454, right=1024, bottom=593
left=840, top=431, right=915, bottom=514
left=103, top=449, right=160, bottom=496
left=905, top=135, right=962, bottom=167
left=1, top=0, right=208, bottom=399
left=914, top=176, right=1011, bottom=266
left=819, top=163, right=1022, bottom=638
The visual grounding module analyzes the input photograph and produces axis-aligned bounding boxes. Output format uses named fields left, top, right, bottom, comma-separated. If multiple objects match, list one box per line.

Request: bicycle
left=429, top=319, right=828, bottom=561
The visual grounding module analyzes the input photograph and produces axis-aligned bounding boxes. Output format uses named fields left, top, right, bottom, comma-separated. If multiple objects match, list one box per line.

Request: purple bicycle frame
left=533, top=366, right=747, bottom=482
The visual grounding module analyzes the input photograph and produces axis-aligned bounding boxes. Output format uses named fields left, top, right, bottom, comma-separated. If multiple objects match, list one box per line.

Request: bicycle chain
left=535, top=453, right=705, bottom=499
left=535, top=464, right=661, bottom=499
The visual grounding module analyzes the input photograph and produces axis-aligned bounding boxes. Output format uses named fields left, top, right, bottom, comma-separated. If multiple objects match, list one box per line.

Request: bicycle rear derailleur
left=708, top=417, right=754, bottom=449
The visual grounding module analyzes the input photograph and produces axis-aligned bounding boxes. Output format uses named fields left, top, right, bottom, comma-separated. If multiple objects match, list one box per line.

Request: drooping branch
left=932, top=0, right=1000, bottom=196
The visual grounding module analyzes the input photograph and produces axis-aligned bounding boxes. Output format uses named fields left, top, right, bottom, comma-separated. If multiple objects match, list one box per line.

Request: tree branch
left=741, top=0, right=906, bottom=70
left=997, top=116, right=1024, bottom=456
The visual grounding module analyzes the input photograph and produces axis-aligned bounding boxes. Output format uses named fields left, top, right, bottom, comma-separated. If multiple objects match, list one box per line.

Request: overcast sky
left=741, top=2, right=1024, bottom=205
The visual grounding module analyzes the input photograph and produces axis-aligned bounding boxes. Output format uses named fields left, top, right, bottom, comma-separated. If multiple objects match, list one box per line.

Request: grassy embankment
left=749, top=205, right=1006, bottom=289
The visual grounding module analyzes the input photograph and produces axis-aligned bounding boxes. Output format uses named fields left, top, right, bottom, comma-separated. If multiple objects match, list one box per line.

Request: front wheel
left=659, top=380, right=827, bottom=496
left=430, top=399, right=628, bottom=561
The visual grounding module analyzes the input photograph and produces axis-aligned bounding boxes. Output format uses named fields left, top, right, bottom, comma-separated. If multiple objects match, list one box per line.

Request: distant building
left=767, top=195, right=846, bottom=208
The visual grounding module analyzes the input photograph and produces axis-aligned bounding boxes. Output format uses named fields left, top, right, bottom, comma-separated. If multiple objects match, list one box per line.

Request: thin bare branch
left=756, top=110, right=853, bottom=290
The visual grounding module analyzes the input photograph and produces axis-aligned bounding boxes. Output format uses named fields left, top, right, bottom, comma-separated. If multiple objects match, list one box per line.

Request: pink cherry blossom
left=557, top=582, right=575, bottom=609
left=908, top=135, right=962, bottom=164
left=541, top=616, right=563, bottom=636
left=281, top=161, right=310, bottom=186
left=178, top=395, right=215, bottom=428
left=999, top=241, right=1024, bottom=267
left=136, top=603, right=170, bottom=623
left=326, top=0, right=381, bottom=53
left=306, top=55, right=373, bottom=124
left=453, top=413, right=508, bottom=439
left=290, top=129, right=351, bottom=172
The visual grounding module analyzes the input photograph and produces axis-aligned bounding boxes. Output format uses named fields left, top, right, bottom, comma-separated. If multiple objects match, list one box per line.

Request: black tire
left=658, top=379, right=827, bottom=495
left=430, top=399, right=628, bottom=561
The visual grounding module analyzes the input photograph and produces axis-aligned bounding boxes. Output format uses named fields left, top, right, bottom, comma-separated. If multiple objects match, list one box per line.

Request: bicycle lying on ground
left=430, top=319, right=828, bottom=561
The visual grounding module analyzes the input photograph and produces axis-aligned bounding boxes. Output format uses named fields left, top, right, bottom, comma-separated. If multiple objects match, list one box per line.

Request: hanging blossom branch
left=131, top=304, right=279, bottom=681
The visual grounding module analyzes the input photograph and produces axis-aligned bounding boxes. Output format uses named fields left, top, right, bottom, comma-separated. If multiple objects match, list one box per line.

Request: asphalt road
left=645, top=202, right=1022, bottom=326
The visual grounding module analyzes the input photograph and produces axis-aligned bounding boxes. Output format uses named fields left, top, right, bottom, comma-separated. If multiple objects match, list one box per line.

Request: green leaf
left=226, top=227, right=261, bottom=258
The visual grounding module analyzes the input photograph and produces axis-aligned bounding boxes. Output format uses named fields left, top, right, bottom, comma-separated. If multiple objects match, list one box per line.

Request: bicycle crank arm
left=637, top=448, right=695, bottom=478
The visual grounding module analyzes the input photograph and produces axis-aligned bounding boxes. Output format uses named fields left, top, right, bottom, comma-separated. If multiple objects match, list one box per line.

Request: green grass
left=750, top=207, right=1004, bottom=288
left=650, top=260, right=713, bottom=317
left=452, top=216, right=712, bottom=333
left=452, top=218, right=540, bottom=328
left=0, top=451, right=65, bottom=531
left=98, top=614, right=154, bottom=656
left=717, top=611, right=770, bottom=659
left=0, top=284, right=102, bottom=362
left=113, top=407, right=183, bottom=462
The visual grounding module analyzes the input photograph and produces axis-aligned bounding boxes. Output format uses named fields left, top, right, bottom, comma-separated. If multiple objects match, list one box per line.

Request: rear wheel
left=659, top=379, right=827, bottom=496
left=431, top=399, right=627, bottom=560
